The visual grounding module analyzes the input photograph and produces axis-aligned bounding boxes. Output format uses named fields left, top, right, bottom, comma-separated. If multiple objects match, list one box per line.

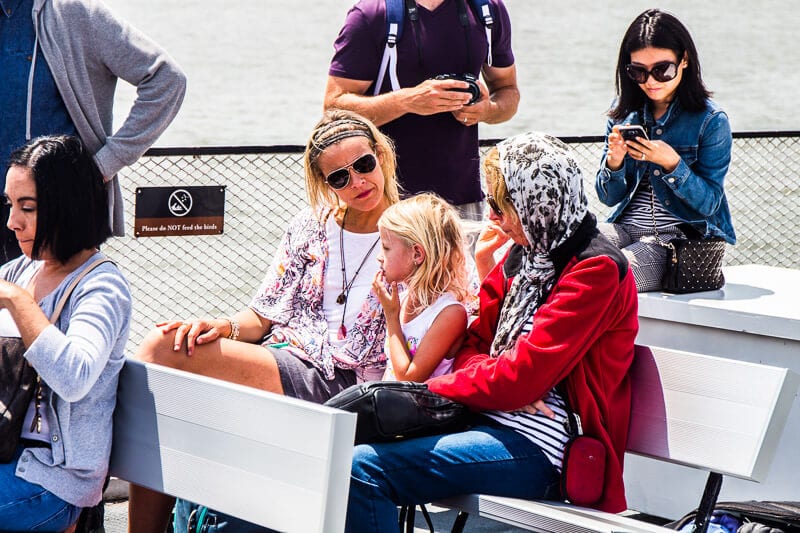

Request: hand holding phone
left=617, top=125, right=648, bottom=141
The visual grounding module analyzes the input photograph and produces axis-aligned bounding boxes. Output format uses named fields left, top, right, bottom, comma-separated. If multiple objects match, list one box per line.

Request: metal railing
left=104, top=132, right=800, bottom=346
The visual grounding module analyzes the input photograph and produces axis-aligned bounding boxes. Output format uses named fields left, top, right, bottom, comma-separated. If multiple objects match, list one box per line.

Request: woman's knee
left=133, top=328, right=179, bottom=367
left=351, top=444, right=382, bottom=482
left=598, top=222, right=629, bottom=247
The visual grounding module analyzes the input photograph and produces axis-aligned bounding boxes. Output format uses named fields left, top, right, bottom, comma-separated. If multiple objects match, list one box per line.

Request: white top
left=322, top=216, right=381, bottom=346
left=383, top=291, right=463, bottom=380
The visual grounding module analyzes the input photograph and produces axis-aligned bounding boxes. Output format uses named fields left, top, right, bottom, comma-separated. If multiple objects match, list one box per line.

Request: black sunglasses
left=625, top=61, right=679, bottom=84
left=486, top=195, right=508, bottom=217
left=325, top=153, right=378, bottom=190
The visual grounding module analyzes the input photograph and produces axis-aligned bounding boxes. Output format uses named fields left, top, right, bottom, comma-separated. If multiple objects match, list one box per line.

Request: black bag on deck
left=669, top=501, right=800, bottom=533
left=324, top=381, right=471, bottom=444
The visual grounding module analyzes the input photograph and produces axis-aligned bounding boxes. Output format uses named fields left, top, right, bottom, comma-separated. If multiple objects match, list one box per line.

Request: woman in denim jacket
left=595, top=9, right=735, bottom=292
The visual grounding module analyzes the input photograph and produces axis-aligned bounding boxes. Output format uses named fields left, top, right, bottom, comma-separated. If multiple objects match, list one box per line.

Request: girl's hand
left=156, top=318, right=227, bottom=356
left=624, top=137, right=682, bottom=172
left=371, top=270, right=400, bottom=320
left=606, top=127, right=627, bottom=170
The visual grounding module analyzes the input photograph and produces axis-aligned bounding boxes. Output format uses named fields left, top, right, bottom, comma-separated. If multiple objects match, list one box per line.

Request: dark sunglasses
left=625, top=61, right=679, bottom=84
left=486, top=195, right=508, bottom=217
left=325, top=153, right=378, bottom=190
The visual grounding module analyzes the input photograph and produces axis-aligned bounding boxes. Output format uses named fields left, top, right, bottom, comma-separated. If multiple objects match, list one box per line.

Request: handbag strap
left=556, top=382, right=583, bottom=438
left=27, top=255, right=113, bottom=435
left=48, top=256, right=114, bottom=324
left=648, top=183, right=677, bottom=262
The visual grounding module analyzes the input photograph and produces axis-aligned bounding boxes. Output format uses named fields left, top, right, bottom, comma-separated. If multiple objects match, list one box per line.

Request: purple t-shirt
left=329, top=0, right=514, bottom=205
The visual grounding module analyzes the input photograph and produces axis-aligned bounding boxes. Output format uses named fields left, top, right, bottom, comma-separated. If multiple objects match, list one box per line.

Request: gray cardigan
left=31, top=0, right=187, bottom=235
left=3, top=252, right=132, bottom=507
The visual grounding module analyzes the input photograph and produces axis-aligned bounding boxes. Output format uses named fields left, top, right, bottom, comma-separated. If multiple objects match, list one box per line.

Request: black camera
left=433, top=73, right=481, bottom=105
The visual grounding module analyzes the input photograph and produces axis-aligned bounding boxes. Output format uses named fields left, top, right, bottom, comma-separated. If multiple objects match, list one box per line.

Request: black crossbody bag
left=324, top=380, right=471, bottom=444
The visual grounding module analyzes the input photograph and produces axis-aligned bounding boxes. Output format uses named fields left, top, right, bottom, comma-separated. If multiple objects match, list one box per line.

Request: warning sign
left=134, top=186, right=226, bottom=237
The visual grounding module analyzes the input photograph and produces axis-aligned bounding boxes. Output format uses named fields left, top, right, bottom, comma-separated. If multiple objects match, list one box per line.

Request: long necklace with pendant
left=337, top=208, right=380, bottom=340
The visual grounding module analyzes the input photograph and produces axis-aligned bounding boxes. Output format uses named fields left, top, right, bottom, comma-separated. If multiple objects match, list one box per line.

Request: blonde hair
left=482, top=147, right=520, bottom=225
left=378, top=193, right=470, bottom=312
left=304, top=109, right=400, bottom=215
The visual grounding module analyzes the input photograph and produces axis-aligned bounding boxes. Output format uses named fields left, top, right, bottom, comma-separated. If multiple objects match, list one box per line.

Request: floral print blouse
left=250, top=208, right=386, bottom=380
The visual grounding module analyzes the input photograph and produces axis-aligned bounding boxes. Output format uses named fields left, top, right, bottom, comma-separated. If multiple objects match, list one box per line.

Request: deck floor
left=103, top=487, right=529, bottom=532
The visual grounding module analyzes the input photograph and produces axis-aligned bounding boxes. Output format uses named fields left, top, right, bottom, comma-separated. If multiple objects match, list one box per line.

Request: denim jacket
left=595, top=98, right=736, bottom=244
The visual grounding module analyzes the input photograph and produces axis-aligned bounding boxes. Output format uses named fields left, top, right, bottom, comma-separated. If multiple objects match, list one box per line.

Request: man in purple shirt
left=325, top=0, right=519, bottom=220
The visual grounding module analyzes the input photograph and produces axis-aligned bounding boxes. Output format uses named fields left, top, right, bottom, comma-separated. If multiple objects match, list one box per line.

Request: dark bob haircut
left=7, top=135, right=111, bottom=263
left=610, top=9, right=711, bottom=121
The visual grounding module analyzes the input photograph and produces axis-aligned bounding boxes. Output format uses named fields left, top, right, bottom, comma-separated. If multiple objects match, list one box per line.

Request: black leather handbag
left=662, top=237, right=726, bottom=293
left=0, top=338, right=38, bottom=462
left=645, top=186, right=727, bottom=294
left=324, top=381, right=471, bottom=444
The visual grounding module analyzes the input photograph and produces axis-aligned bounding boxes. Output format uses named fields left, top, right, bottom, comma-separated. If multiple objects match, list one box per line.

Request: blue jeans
left=0, top=445, right=81, bottom=531
left=345, top=420, right=560, bottom=533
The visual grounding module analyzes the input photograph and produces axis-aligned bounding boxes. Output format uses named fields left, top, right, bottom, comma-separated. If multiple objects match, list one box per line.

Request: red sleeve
left=448, top=257, right=507, bottom=368
left=428, top=256, right=627, bottom=411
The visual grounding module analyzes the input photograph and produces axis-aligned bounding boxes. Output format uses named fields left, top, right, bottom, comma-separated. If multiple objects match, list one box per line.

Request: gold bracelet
left=226, top=318, right=240, bottom=341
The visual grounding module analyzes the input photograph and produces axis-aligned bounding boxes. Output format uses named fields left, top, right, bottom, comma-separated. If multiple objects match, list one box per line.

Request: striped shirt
left=619, top=173, right=683, bottom=230
left=483, top=318, right=571, bottom=471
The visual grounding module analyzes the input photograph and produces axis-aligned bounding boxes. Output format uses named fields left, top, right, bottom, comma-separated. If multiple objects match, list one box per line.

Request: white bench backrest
left=628, top=345, right=798, bottom=482
left=109, top=360, right=357, bottom=533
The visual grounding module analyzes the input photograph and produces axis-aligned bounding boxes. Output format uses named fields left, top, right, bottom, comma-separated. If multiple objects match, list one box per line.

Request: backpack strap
left=374, top=0, right=407, bottom=95
left=467, top=0, right=494, bottom=66
left=375, top=0, right=494, bottom=95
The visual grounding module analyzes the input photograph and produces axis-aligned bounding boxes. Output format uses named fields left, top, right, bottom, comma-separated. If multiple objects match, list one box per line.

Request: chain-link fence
left=104, top=133, right=800, bottom=347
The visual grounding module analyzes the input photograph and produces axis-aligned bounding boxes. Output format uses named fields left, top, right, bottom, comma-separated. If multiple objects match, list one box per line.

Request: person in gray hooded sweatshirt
left=0, top=0, right=186, bottom=263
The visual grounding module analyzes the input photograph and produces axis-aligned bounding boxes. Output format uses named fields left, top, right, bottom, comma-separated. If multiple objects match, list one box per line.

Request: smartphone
left=617, top=125, right=648, bottom=141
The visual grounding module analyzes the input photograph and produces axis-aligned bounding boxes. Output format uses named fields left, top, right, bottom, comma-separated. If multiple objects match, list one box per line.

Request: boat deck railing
left=104, top=132, right=800, bottom=346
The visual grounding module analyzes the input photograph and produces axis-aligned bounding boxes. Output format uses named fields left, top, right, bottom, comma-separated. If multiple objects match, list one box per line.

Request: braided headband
left=309, top=119, right=372, bottom=158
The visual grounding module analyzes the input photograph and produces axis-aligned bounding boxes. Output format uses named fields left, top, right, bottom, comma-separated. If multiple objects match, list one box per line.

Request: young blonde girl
left=371, top=194, right=470, bottom=382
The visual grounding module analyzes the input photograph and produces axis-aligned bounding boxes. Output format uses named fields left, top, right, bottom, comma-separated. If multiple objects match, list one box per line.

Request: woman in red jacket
left=345, top=131, right=639, bottom=533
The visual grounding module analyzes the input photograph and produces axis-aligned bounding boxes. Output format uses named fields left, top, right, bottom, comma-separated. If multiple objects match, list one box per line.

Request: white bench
left=108, top=359, right=357, bottom=533
left=437, top=344, right=798, bottom=533
left=632, top=264, right=800, bottom=517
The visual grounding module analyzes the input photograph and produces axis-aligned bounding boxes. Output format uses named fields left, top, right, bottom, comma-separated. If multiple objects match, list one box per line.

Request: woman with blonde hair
left=128, top=109, right=401, bottom=532
left=373, top=193, right=470, bottom=382
left=345, top=132, right=638, bottom=532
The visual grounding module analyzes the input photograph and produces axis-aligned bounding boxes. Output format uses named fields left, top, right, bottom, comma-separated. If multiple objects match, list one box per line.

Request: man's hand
left=402, top=78, right=473, bottom=116
left=452, top=78, right=491, bottom=126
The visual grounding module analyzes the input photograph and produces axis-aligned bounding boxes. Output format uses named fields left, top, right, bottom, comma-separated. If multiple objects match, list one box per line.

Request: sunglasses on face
left=324, top=153, right=378, bottom=190
left=625, top=61, right=679, bottom=84
left=486, top=195, right=508, bottom=217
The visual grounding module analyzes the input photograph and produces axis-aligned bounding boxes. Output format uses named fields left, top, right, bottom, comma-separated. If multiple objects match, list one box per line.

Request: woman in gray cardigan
left=0, top=135, right=132, bottom=531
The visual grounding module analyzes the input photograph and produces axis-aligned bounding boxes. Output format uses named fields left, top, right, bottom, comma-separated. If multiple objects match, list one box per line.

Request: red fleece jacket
left=427, top=253, right=638, bottom=513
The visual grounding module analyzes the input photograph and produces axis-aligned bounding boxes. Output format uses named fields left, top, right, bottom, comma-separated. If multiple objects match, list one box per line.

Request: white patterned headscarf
left=490, top=132, right=589, bottom=356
